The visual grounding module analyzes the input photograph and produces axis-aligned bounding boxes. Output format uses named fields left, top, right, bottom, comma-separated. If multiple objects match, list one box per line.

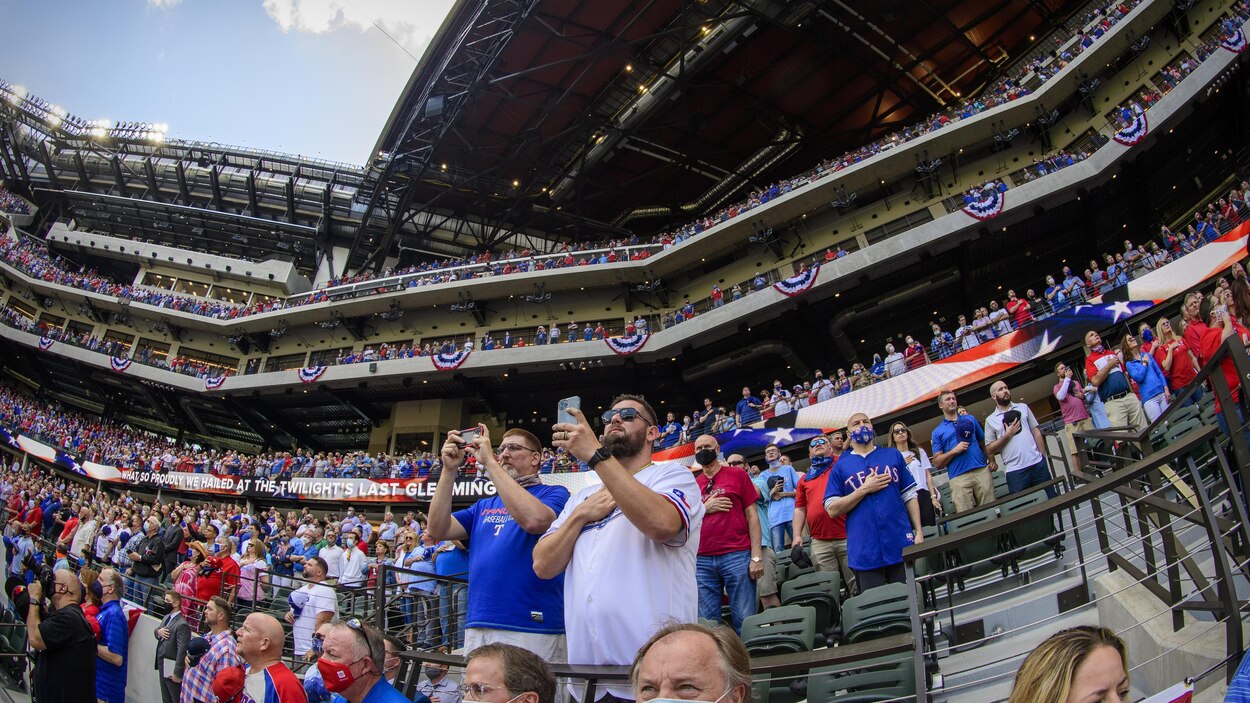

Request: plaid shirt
left=179, top=630, right=243, bottom=703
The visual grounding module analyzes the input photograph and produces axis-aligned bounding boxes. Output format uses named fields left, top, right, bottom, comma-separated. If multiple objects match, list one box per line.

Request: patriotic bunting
left=110, top=356, right=132, bottom=372
left=1112, top=103, right=1148, bottom=146
left=298, top=366, right=327, bottom=384
left=204, top=376, right=227, bottom=391
left=431, top=349, right=471, bottom=371
left=1222, top=28, right=1247, bottom=53
left=962, top=189, right=1005, bottom=220
left=773, top=267, right=820, bottom=297
left=38, top=336, right=54, bottom=351
left=605, top=334, right=650, bottom=355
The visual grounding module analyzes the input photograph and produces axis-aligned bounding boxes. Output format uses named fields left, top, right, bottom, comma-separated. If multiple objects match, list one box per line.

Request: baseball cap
left=289, top=589, right=310, bottom=617
left=954, top=415, right=977, bottom=443
left=212, top=666, right=247, bottom=703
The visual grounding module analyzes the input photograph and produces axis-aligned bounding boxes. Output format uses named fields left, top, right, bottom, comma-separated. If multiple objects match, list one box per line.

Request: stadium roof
left=350, top=0, right=1075, bottom=269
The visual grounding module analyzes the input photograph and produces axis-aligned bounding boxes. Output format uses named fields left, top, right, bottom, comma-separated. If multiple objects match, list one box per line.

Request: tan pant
left=1105, top=393, right=1149, bottom=433
left=1064, top=418, right=1094, bottom=467
left=757, top=546, right=778, bottom=598
left=949, top=466, right=994, bottom=512
left=811, top=538, right=857, bottom=596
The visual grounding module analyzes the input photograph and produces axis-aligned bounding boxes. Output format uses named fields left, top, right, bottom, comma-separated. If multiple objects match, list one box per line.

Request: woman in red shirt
left=1153, top=316, right=1201, bottom=405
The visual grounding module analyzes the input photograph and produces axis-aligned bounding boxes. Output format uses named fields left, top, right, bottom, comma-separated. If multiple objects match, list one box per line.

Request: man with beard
left=536, top=395, right=705, bottom=702
left=427, top=426, right=569, bottom=661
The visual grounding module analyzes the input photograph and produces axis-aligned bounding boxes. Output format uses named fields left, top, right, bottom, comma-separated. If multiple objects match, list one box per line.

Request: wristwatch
left=751, top=556, right=762, bottom=563
left=586, top=447, right=612, bottom=469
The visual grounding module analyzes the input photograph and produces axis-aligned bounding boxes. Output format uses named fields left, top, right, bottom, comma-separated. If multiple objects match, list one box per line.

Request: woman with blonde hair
left=1008, top=626, right=1129, bottom=703
left=236, top=537, right=269, bottom=612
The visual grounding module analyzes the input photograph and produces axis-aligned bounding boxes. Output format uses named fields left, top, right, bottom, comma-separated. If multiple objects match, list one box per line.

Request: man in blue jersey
left=822, top=413, right=924, bottom=591
left=427, top=425, right=568, bottom=661
left=931, top=389, right=996, bottom=513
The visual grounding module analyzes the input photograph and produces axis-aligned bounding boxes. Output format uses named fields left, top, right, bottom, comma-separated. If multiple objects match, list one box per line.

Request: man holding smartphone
left=426, top=425, right=569, bottom=662
left=536, top=394, right=705, bottom=702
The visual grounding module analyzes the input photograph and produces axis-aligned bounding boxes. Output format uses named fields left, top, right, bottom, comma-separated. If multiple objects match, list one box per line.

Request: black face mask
left=695, top=449, right=718, bottom=466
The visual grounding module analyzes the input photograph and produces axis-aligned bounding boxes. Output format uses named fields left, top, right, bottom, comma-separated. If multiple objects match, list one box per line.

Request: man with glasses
left=691, top=435, right=763, bottom=634
left=462, top=642, right=557, bottom=703
left=537, top=394, right=704, bottom=702
left=315, top=619, right=406, bottom=703
left=427, top=426, right=569, bottom=661
left=25, top=566, right=96, bottom=703
left=792, top=431, right=856, bottom=595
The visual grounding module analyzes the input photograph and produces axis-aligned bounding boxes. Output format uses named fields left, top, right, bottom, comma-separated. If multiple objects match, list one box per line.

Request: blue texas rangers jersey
left=822, top=446, right=918, bottom=571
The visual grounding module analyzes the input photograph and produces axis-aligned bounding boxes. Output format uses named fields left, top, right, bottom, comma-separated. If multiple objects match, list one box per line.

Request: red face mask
left=317, top=657, right=359, bottom=692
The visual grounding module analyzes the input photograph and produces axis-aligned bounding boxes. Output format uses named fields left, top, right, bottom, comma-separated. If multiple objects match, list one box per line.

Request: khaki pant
left=1105, top=393, right=1149, bottom=433
left=811, top=538, right=857, bottom=596
left=756, top=546, right=778, bottom=598
left=949, top=466, right=994, bottom=512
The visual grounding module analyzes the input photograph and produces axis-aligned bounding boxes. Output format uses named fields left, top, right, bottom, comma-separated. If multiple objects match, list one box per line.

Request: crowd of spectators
left=0, top=0, right=1158, bottom=336
left=0, top=187, right=30, bottom=216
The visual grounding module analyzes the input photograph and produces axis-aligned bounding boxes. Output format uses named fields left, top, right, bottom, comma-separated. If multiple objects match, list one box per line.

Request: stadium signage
left=108, top=466, right=498, bottom=502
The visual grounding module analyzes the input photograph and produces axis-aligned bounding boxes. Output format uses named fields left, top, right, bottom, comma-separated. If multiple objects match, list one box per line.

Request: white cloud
left=148, top=0, right=184, bottom=7
left=262, top=0, right=456, bottom=56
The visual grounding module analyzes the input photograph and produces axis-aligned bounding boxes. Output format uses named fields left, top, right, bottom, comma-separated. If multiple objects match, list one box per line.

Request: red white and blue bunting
left=773, top=267, right=820, bottom=297
left=110, top=356, right=132, bottom=373
left=204, top=376, right=227, bottom=391
left=431, top=349, right=471, bottom=371
left=962, top=189, right=1005, bottom=221
left=298, top=366, right=327, bottom=384
left=605, top=334, right=650, bottom=356
left=1222, top=28, right=1247, bottom=53
left=1112, top=104, right=1148, bottom=146
left=38, top=336, right=54, bottom=351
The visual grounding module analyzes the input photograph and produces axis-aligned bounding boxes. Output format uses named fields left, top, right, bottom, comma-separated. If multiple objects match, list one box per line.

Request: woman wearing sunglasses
left=889, top=423, right=941, bottom=526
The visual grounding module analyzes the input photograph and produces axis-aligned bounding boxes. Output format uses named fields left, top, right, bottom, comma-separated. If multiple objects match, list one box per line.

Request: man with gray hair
left=127, top=517, right=165, bottom=604
left=463, top=643, right=557, bottom=703
left=314, top=619, right=405, bottom=703
left=630, top=623, right=752, bottom=703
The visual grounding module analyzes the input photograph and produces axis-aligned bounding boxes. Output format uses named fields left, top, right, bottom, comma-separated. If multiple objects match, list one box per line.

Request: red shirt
left=59, top=516, right=78, bottom=543
left=1153, top=338, right=1198, bottom=391
left=695, top=465, right=758, bottom=556
left=1007, top=298, right=1033, bottom=327
left=196, top=562, right=224, bottom=602
left=1201, top=322, right=1249, bottom=409
left=1184, top=319, right=1210, bottom=365
left=219, top=555, right=241, bottom=594
left=794, top=461, right=847, bottom=540
left=25, top=506, right=42, bottom=537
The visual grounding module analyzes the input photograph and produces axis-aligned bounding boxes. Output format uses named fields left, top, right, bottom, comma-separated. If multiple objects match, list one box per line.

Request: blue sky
left=0, top=0, right=456, bottom=165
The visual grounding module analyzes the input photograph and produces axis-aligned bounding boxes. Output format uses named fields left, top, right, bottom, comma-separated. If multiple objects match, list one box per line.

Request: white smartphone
left=557, top=396, right=581, bottom=425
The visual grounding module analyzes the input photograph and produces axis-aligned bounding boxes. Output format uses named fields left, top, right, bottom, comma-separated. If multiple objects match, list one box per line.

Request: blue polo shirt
left=360, top=678, right=416, bottom=703
left=931, top=418, right=988, bottom=479
left=822, top=447, right=918, bottom=571
left=95, top=599, right=128, bottom=703
left=452, top=483, right=569, bottom=633
left=762, top=465, right=800, bottom=528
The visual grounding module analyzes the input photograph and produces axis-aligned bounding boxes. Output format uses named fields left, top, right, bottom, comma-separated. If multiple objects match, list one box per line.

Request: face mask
left=767, top=458, right=781, bottom=469
left=1091, top=344, right=1104, bottom=353
left=646, top=692, right=730, bottom=703
left=422, top=666, right=444, bottom=680
left=464, top=697, right=523, bottom=703
left=695, top=449, right=718, bottom=466
left=317, top=657, right=358, bottom=693
left=1140, top=328, right=1154, bottom=343
left=849, top=426, right=876, bottom=445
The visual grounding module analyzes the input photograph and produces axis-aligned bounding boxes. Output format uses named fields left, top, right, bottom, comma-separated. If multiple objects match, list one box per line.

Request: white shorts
left=463, top=627, right=567, bottom=662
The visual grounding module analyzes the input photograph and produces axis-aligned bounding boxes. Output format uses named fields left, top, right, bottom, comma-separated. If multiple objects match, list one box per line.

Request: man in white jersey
left=536, top=394, right=705, bottom=702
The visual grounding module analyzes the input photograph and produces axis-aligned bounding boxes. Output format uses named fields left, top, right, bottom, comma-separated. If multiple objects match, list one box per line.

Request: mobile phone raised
left=459, top=427, right=481, bottom=445
left=557, top=396, right=581, bottom=426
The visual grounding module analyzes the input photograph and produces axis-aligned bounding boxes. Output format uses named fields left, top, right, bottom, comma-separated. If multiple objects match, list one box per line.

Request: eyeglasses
left=496, top=443, right=538, bottom=454
left=458, top=684, right=510, bottom=699
left=809, top=438, right=828, bottom=447
left=601, top=407, right=653, bottom=425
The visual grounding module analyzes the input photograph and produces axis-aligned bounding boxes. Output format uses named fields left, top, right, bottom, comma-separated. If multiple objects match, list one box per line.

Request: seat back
left=806, top=653, right=916, bottom=703
left=944, top=508, right=1005, bottom=579
left=741, top=604, right=817, bottom=655
left=780, top=571, right=841, bottom=634
left=840, top=583, right=912, bottom=644
left=992, top=468, right=1009, bottom=498
left=1000, top=489, right=1064, bottom=563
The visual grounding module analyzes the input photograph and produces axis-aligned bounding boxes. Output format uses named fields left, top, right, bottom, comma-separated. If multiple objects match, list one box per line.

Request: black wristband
left=586, top=447, right=612, bottom=469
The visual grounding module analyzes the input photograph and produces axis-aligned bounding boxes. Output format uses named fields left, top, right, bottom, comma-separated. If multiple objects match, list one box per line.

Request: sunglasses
left=600, top=408, right=652, bottom=425
left=892, top=427, right=909, bottom=434
left=726, top=460, right=746, bottom=466
left=808, top=438, right=829, bottom=447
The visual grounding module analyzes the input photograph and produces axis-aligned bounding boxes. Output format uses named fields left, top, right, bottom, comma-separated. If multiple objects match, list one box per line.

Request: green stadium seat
left=840, top=583, right=912, bottom=645
left=806, top=652, right=916, bottom=703
left=740, top=605, right=817, bottom=656
left=992, top=469, right=1009, bottom=498
left=1000, top=489, right=1065, bottom=569
left=779, top=571, right=841, bottom=640
left=943, top=508, right=1008, bottom=587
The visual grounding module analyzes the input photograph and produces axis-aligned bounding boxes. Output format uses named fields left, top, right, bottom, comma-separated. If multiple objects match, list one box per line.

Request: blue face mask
left=1140, top=327, right=1154, bottom=343
left=849, top=426, right=876, bottom=445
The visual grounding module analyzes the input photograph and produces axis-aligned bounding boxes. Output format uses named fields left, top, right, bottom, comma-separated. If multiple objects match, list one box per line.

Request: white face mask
left=463, top=697, right=521, bottom=703
left=644, top=691, right=731, bottom=703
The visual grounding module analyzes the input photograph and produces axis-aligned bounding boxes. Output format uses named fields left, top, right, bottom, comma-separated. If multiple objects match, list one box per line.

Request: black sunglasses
left=601, top=407, right=653, bottom=425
